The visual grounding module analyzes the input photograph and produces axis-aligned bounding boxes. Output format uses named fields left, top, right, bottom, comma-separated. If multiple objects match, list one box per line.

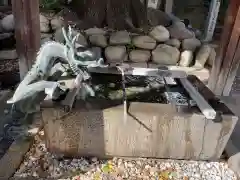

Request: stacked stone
left=0, top=12, right=215, bottom=69
left=53, top=24, right=215, bottom=69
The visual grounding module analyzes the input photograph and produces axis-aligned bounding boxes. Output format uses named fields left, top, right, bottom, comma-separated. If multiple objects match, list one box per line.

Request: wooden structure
left=12, top=0, right=40, bottom=79
left=41, top=75, right=238, bottom=160
left=10, top=0, right=236, bottom=93
left=208, top=0, right=240, bottom=96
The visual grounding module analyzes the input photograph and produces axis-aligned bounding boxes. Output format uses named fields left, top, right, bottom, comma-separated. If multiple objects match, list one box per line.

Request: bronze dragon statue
left=7, top=26, right=108, bottom=114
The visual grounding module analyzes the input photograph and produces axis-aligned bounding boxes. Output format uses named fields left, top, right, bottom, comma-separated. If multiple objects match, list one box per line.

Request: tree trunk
left=70, top=0, right=149, bottom=30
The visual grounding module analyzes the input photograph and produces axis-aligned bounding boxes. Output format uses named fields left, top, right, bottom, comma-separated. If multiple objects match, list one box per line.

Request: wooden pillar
left=164, top=0, right=173, bottom=14
left=203, top=0, right=221, bottom=42
left=208, top=0, right=240, bottom=96
left=12, top=0, right=40, bottom=79
left=148, top=0, right=161, bottom=9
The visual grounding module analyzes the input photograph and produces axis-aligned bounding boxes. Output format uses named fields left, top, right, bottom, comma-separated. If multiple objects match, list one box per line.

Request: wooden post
left=12, top=0, right=40, bottom=79
left=164, top=0, right=173, bottom=14
left=208, top=0, right=240, bottom=95
left=148, top=0, right=161, bottom=9
left=203, top=0, right=221, bottom=42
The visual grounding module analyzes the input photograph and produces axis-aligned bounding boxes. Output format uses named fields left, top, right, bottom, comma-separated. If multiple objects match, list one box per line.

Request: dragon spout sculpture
left=7, top=26, right=108, bottom=113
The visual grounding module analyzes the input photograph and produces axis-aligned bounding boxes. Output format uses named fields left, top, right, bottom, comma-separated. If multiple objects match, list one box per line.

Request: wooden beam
left=214, top=3, right=240, bottom=95
left=203, top=0, right=221, bottom=42
left=214, top=6, right=240, bottom=95
left=12, top=0, right=40, bottom=79
left=208, top=0, right=240, bottom=93
left=164, top=0, right=173, bottom=14
left=179, top=78, right=216, bottom=120
left=148, top=0, right=162, bottom=9
left=2, top=0, right=8, bottom=6
left=223, top=39, right=240, bottom=95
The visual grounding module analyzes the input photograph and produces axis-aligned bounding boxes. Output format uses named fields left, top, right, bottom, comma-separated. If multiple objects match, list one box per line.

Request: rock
left=228, top=152, right=240, bottom=178
left=89, top=34, right=107, bottom=48
left=75, top=32, right=88, bottom=47
left=105, top=46, right=127, bottom=63
left=40, top=14, right=50, bottom=33
left=110, top=31, right=131, bottom=45
left=129, top=50, right=151, bottom=63
left=179, top=50, right=194, bottom=67
left=149, top=25, right=170, bottom=42
left=194, top=45, right=212, bottom=68
left=132, top=36, right=156, bottom=50
left=207, top=48, right=216, bottom=66
left=41, top=37, right=52, bottom=45
left=168, top=21, right=195, bottom=40
left=165, top=39, right=181, bottom=48
left=152, top=44, right=180, bottom=65
left=1, top=14, right=14, bottom=32
left=89, top=47, right=102, bottom=60
left=53, top=28, right=64, bottom=43
left=0, top=33, right=16, bottom=50
left=0, top=49, right=18, bottom=60
left=182, top=38, right=201, bottom=51
left=66, top=29, right=88, bottom=47
left=147, top=8, right=172, bottom=27
left=85, top=28, right=106, bottom=36
left=41, top=33, right=52, bottom=39
left=50, top=16, right=64, bottom=30
left=54, top=28, right=88, bottom=47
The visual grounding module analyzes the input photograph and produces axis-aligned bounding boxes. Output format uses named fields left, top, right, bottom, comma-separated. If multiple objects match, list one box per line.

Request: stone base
left=41, top=76, right=237, bottom=161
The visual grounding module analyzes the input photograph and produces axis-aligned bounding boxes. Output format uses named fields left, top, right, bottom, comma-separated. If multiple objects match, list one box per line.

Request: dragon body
left=7, top=26, right=108, bottom=113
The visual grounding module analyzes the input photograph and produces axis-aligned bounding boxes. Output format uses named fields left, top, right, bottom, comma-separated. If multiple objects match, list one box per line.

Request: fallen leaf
left=102, top=163, right=114, bottom=173
left=94, top=172, right=101, bottom=180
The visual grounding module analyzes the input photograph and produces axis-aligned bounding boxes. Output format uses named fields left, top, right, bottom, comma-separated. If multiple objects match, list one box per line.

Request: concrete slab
left=220, top=95, right=240, bottom=154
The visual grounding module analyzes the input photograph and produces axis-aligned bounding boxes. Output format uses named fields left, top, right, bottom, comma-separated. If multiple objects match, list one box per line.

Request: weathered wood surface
left=223, top=38, right=240, bottom=95
left=148, top=0, right=161, bottom=9
left=164, top=0, right=173, bottom=14
left=208, top=0, right=240, bottom=95
left=203, top=0, right=221, bottom=42
left=12, top=0, right=40, bottom=79
left=179, top=78, right=216, bottom=119
left=41, top=76, right=238, bottom=160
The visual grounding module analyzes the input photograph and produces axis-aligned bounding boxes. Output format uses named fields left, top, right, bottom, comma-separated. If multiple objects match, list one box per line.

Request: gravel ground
left=0, top=59, right=18, bottom=73
left=12, top=131, right=237, bottom=180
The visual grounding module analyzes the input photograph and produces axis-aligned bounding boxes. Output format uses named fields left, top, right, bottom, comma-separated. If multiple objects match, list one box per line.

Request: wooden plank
left=61, top=74, right=83, bottom=111
left=164, top=0, right=173, bottom=14
left=2, top=0, right=8, bottom=6
left=12, top=0, right=40, bottom=79
left=208, top=0, right=240, bottom=92
left=148, top=0, right=161, bottom=9
left=223, top=39, right=240, bottom=95
left=214, top=5, right=240, bottom=95
left=88, top=66, right=187, bottom=78
left=179, top=78, right=216, bottom=120
left=203, top=0, right=221, bottom=42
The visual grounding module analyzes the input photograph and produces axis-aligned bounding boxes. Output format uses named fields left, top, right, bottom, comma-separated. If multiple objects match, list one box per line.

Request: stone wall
left=0, top=12, right=215, bottom=70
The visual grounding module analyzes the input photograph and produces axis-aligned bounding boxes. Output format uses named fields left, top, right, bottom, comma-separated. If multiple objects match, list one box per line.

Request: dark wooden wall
left=208, top=0, right=240, bottom=96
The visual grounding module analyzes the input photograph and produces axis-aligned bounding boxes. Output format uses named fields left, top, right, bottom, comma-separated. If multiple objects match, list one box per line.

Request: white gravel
left=13, top=131, right=237, bottom=180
